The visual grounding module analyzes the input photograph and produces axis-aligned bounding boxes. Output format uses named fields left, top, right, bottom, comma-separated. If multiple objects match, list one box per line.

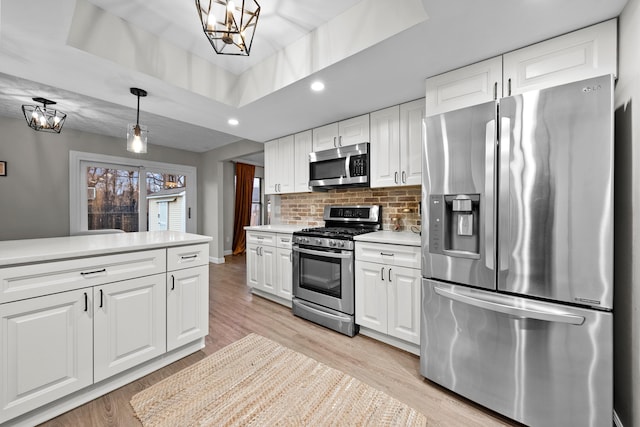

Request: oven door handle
left=293, top=246, right=352, bottom=259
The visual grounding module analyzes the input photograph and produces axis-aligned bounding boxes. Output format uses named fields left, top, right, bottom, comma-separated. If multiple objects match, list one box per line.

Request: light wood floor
left=40, top=255, right=517, bottom=427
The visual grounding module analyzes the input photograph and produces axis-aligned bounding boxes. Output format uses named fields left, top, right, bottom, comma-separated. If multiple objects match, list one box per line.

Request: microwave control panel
left=349, top=155, right=367, bottom=177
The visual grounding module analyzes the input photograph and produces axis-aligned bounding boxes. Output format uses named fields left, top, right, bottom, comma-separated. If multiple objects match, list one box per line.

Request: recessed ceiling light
left=228, top=118, right=239, bottom=126
left=311, top=81, right=325, bottom=92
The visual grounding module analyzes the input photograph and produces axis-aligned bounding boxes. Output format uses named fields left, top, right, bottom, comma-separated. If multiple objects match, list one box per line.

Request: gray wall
left=199, top=140, right=264, bottom=262
left=0, top=116, right=200, bottom=240
left=615, top=2, right=640, bottom=425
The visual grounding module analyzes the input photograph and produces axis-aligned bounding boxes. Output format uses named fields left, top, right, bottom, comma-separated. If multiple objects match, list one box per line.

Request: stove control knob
left=329, top=240, right=337, bottom=247
left=316, top=239, right=322, bottom=245
left=338, top=241, right=345, bottom=248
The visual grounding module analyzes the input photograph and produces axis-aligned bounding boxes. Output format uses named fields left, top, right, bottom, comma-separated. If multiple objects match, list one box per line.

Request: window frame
left=69, top=151, right=197, bottom=235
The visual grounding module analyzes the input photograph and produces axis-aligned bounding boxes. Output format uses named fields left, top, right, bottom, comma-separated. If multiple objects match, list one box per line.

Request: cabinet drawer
left=167, top=244, right=209, bottom=271
left=246, top=231, right=276, bottom=246
left=276, top=234, right=293, bottom=249
left=0, top=249, right=166, bottom=304
left=355, top=242, right=420, bottom=269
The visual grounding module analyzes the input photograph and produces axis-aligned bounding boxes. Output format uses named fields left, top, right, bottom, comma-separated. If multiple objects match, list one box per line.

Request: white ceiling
left=0, top=0, right=628, bottom=158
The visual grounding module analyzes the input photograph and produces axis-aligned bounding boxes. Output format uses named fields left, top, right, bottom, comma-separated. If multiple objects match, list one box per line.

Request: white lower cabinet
left=93, top=274, right=167, bottom=383
left=0, top=288, right=93, bottom=424
left=355, top=242, right=421, bottom=349
left=167, top=265, right=209, bottom=351
left=0, top=239, right=210, bottom=425
left=246, top=231, right=293, bottom=306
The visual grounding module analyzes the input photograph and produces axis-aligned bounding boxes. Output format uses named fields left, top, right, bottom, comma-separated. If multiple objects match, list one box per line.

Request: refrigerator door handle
left=499, top=116, right=511, bottom=272
left=433, top=286, right=585, bottom=325
left=485, top=120, right=495, bottom=270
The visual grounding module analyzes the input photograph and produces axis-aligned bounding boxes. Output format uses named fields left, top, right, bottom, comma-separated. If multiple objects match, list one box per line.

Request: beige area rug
left=130, top=333, right=427, bottom=426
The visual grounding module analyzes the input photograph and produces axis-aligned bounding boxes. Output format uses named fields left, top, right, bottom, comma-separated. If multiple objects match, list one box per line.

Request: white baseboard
left=209, top=256, right=225, bottom=264
left=613, top=410, right=623, bottom=427
left=224, top=249, right=232, bottom=256
left=358, top=327, right=420, bottom=356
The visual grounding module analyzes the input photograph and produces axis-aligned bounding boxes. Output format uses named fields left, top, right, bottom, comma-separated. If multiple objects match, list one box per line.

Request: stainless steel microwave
left=308, top=143, right=369, bottom=191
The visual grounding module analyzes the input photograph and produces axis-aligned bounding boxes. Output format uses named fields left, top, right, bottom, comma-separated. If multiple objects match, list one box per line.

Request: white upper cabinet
left=312, top=114, right=370, bottom=151
left=425, top=19, right=617, bottom=116
left=293, top=130, right=312, bottom=193
left=265, top=135, right=295, bottom=195
left=503, top=19, right=617, bottom=96
left=371, top=99, right=424, bottom=188
left=425, top=56, right=502, bottom=117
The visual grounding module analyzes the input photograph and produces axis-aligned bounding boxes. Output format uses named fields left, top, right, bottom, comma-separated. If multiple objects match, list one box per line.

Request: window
left=250, top=177, right=262, bottom=226
left=70, top=151, right=197, bottom=234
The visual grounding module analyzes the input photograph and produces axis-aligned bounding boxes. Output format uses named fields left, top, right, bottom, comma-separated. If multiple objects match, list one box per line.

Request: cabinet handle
left=493, top=82, right=498, bottom=100
left=188, top=207, right=192, bottom=219
left=394, top=172, right=398, bottom=184
left=338, top=136, right=342, bottom=147
left=402, top=171, right=406, bottom=183
left=84, top=292, right=88, bottom=312
left=508, top=78, right=512, bottom=96
left=180, top=254, right=198, bottom=260
left=388, top=268, right=392, bottom=282
left=381, top=267, right=385, bottom=281
left=380, top=252, right=395, bottom=257
left=81, top=268, right=106, bottom=277
left=333, top=136, right=337, bottom=147
left=171, top=275, right=175, bottom=290
left=99, top=289, right=104, bottom=308
left=258, top=246, right=262, bottom=256
left=289, top=252, right=292, bottom=262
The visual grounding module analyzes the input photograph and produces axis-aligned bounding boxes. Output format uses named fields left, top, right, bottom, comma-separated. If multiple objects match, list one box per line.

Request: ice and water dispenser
left=428, top=194, right=480, bottom=259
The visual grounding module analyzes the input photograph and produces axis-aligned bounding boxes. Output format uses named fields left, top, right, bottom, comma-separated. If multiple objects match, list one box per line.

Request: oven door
left=292, top=245, right=354, bottom=314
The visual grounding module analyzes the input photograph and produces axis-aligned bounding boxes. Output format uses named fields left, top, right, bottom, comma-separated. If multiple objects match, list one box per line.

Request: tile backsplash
left=279, top=185, right=421, bottom=231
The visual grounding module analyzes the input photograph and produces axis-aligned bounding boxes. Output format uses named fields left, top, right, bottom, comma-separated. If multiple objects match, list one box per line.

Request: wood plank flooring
left=40, top=255, right=517, bottom=427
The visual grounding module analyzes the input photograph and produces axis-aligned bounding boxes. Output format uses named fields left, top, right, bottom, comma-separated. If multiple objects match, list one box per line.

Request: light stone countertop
left=0, top=231, right=212, bottom=267
left=244, top=224, right=305, bottom=234
left=354, top=230, right=421, bottom=246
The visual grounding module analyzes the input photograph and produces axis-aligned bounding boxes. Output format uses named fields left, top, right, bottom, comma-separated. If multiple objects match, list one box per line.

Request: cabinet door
left=246, top=242, right=261, bottom=289
left=355, top=261, right=387, bottom=333
left=261, top=245, right=277, bottom=294
left=277, top=135, right=295, bottom=194
left=312, top=122, right=339, bottom=151
left=399, top=99, right=424, bottom=186
left=370, top=105, right=400, bottom=188
left=503, top=19, right=617, bottom=96
left=167, top=265, right=209, bottom=351
left=0, top=289, right=93, bottom=424
left=294, top=130, right=312, bottom=193
left=94, top=274, right=166, bottom=383
left=387, top=266, right=421, bottom=344
left=425, top=56, right=502, bottom=116
left=276, top=247, right=293, bottom=300
left=338, top=114, right=370, bottom=147
left=264, top=139, right=279, bottom=195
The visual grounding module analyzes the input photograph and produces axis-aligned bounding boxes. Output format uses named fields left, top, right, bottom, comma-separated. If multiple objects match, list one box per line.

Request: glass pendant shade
left=195, top=0, right=261, bottom=56
left=127, top=123, right=148, bottom=154
left=21, top=97, right=67, bottom=133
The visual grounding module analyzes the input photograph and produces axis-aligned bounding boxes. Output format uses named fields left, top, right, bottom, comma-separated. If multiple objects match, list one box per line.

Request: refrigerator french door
left=420, top=75, right=614, bottom=427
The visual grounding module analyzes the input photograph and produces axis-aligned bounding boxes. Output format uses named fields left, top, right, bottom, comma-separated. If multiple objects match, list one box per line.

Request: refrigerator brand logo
left=575, top=297, right=601, bottom=305
left=582, top=84, right=602, bottom=93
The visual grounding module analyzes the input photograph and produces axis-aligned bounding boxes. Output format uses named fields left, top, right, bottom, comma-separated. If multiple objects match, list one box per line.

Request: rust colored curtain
left=232, top=162, right=255, bottom=255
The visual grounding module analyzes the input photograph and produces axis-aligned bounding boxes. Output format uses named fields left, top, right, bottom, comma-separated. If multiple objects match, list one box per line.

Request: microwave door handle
left=293, top=246, right=352, bottom=259
left=345, top=154, right=351, bottom=178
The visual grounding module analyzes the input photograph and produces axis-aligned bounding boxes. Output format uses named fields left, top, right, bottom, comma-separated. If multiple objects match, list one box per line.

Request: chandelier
left=21, top=97, right=67, bottom=133
left=127, top=88, right=148, bottom=154
left=195, top=0, right=261, bottom=56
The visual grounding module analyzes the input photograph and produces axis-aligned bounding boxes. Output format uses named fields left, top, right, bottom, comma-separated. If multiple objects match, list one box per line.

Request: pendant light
left=21, top=97, right=67, bottom=133
left=195, top=0, right=261, bottom=56
left=127, top=88, right=148, bottom=154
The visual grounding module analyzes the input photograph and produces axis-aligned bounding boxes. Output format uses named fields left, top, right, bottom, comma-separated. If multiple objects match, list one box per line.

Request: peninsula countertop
left=0, top=231, right=212, bottom=266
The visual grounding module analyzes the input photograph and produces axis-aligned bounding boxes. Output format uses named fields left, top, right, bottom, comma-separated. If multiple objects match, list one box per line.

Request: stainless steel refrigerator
left=420, top=74, right=613, bottom=427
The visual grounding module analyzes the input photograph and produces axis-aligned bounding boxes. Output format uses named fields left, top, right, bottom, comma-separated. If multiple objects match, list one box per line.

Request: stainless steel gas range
left=292, top=205, right=381, bottom=336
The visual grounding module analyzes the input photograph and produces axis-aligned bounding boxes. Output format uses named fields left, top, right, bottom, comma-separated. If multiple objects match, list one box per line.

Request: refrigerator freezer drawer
left=420, top=279, right=612, bottom=427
